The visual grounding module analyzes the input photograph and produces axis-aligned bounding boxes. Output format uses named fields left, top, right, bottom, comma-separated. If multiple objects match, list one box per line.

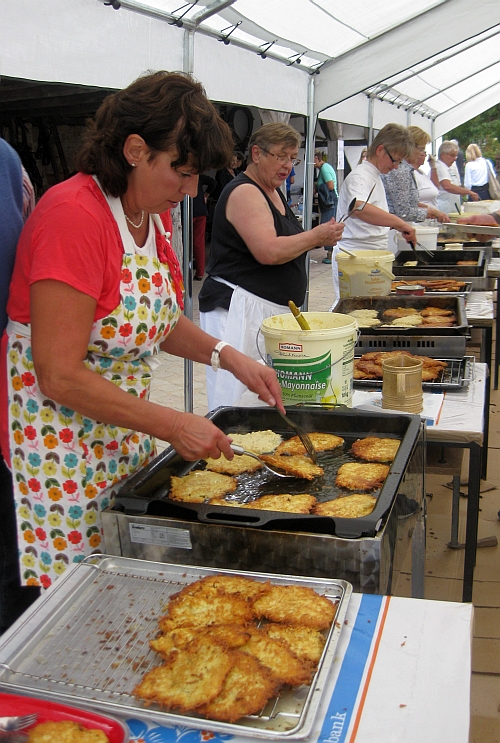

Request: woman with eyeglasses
left=199, top=122, right=344, bottom=409
left=431, top=140, right=479, bottom=214
left=333, top=124, right=417, bottom=303
left=381, top=126, right=450, bottom=225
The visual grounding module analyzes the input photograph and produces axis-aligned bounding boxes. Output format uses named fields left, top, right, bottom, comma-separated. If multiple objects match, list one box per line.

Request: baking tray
left=334, top=295, right=468, bottom=336
left=0, top=555, right=352, bottom=741
left=439, top=223, right=500, bottom=237
left=113, top=406, right=421, bottom=539
left=354, top=356, right=474, bottom=391
left=0, top=692, right=129, bottom=743
left=391, top=282, right=473, bottom=295
left=393, top=249, right=487, bottom=277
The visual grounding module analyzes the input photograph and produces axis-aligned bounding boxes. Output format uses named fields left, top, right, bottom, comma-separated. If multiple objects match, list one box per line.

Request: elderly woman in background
left=199, top=123, right=344, bottom=410
left=0, top=71, right=284, bottom=592
left=464, top=143, right=494, bottom=201
left=381, top=126, right=449, bottom=224
left=431, top=140, right=479, bottom=213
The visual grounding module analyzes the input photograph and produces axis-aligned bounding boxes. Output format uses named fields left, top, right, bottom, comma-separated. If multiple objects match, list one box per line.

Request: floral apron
left=6, top=226, right=181, bottom=588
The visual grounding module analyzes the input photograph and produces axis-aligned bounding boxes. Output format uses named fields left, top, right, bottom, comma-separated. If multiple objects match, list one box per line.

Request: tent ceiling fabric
left=1, top=0, right=500, bottom=133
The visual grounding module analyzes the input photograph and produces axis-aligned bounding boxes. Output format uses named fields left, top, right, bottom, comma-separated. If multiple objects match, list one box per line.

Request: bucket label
left=270, top=349, right=352, bottom=405
left=278, top=342, right=303, bottom=353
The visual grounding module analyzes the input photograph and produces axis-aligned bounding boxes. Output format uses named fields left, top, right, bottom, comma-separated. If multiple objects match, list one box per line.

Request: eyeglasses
left=260, top=147, right=301, bottom=167
left=384, top=147, right=403, bottom=166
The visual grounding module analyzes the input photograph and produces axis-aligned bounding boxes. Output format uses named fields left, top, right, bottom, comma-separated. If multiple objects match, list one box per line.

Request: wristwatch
left=211, top=341, right=230, bottom=371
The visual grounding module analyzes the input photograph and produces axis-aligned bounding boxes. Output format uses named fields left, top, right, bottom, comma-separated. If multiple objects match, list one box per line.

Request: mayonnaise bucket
left=260, top=312, right=357, bottom=406
left=336, top=249, right=395, bottom=298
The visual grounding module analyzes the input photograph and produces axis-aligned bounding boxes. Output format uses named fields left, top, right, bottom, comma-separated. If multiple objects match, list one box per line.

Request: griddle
left=354, top=355, right=474, bottom=391
left=334, top=295, right=468, bottom=336
left=114, top=406, right=421, bottom=540
left=393, top=249, right=486, bottom=277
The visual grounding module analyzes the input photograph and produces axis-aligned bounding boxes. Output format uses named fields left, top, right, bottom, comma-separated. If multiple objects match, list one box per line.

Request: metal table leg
left=463, top=442, right=481, bottom=603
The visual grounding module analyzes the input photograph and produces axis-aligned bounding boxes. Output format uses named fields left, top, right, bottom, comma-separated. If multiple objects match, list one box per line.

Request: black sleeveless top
left=198, top=173, right=305, bottom=312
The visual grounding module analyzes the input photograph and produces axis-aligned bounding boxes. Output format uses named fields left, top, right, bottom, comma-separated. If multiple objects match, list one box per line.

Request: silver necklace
left=124, top=210, right=145, bottom=229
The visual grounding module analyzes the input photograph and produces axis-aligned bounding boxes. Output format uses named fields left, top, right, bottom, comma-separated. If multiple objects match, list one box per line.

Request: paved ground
left=149, top=248, right=500, bottom=741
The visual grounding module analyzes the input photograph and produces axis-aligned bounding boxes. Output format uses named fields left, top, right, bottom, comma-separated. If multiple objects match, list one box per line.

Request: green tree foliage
left=445, top=103, right=500, bottom=161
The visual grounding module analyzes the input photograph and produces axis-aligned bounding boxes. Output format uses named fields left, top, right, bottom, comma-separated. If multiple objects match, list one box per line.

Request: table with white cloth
left=123, top=593, right=472, bottom=743
left=353, top=363, right=489, bottom=602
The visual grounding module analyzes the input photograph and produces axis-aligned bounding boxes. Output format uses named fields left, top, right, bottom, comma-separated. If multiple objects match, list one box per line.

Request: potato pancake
left=335, top=462, right=389, bottom=491
left=205, top=454, right=262, bottom=475
left=351, top=437, right=400, bottom=463
left=174, top=574, right=270, bottom=602
left=228, top=430, right=282, bottom=454
left=27, top=721, right=109, bottom=743
left=383, top=307, right=418, bottom=321
left=151, top=624, right=251, bottom=659
left=313, top=494, right=377, bottom=518
left=275, top=432, right=344, bottom=456
left=134, top=636, right=233, bottom=712
left=265, top=624, right=326, bottom=666
left=159, top=592, right=253, bottom=630
left=200, top=651, right=278, bottom=723
left=389, top=314, right=423, bottom=327
left=210, top=493, right=317, bottom=514
left=240, top=627, right=313, bottom=686
left=421, top=306, right=453, bottom=317
left=260, top=454, right=324, bottom=480
left=169, top=470, right=237, bottom=503
left=252, top=585, right=336, bottom=630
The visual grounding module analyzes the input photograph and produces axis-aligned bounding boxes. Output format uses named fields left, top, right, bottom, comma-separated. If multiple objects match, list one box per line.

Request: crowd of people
left=2, top=71, right=499, bottom=634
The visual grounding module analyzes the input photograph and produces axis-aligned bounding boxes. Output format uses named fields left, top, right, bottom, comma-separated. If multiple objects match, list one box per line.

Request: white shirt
left=436, top=159, right=461, bottom=214
left=413, top=169, right=439, bottom=209
left=337, top=161, right=389, bottom=251
left=464, top=157, right=489, bottom=189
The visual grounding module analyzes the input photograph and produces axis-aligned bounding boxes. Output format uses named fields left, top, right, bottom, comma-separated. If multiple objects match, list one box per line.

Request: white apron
left=200, top=279, right=287, bottom=410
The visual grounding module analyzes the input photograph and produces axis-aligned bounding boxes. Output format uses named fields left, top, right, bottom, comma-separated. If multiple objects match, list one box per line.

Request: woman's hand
left=220, top=346, right=285, bottom=413
left=457, top=212, right=497, bottom=242
left=312, top=219, right=344, bottom=247
left=399, top=224, right=417, bottom=244
left=427, top=207, right=450, bottom=223
left=468, top=191, right=480, bottom=202
left=166, top=412, right=235, bottom=461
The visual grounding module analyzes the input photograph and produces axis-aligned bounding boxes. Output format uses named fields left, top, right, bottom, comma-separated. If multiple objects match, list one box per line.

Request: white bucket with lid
left=336, top=249, right=394, bottom=298
left=463, top=200, right=500, bottom=215
left=397, top=224, right=439, bottom=253
left=260, top=312, right=357, bottom=406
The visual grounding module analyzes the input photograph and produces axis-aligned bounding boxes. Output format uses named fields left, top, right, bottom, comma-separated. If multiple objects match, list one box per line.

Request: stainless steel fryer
left=0, top=555, right=351, bottom=741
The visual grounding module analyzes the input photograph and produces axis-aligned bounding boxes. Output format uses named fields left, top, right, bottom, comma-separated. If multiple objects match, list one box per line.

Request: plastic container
left=397, top=224, right=439, bottom=252
left=395, top=284, right=425, bottom=296
left=336, top=249, right=394, bottom=298
left=260, top=312, right=357, bottom=406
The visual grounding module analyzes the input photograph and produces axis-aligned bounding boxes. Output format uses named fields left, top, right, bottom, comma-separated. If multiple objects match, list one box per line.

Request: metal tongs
left=274, top=408, right=317, bottom=463
left=408, top=239, right=434, bottom=265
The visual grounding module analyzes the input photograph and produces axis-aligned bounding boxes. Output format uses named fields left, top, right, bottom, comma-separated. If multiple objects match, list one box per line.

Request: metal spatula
left=230, top=444, right=296, bottom=478
left=274, top=408, right=318, bottom=463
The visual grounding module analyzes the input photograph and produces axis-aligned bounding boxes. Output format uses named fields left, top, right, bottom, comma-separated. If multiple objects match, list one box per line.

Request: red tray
left=0, top=692, right=129, bottom=742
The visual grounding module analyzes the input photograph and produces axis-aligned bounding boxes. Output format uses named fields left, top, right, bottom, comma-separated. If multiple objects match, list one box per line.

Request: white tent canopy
left=2, top=0, right=500, bottom=133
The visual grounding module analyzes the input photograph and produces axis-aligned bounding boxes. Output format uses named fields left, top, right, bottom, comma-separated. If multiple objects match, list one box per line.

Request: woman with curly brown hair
left=0, top=71, right=283, bottom=596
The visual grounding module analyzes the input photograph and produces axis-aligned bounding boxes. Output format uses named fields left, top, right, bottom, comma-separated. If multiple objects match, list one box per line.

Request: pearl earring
left=131, top=163, right=137, bottom=167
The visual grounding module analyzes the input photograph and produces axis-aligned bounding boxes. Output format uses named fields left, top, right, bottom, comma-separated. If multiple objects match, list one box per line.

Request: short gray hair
left=439, top=140, right=459, bottom=157
left=248, top=123, right=300, bottom=155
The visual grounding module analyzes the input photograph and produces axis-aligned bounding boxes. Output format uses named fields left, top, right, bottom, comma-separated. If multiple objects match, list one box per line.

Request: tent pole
left=302, top=74, right=316, bottom=312
left=183, top=28, right=195, bottom=413
left=368, top=95, right=374, bottom=145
